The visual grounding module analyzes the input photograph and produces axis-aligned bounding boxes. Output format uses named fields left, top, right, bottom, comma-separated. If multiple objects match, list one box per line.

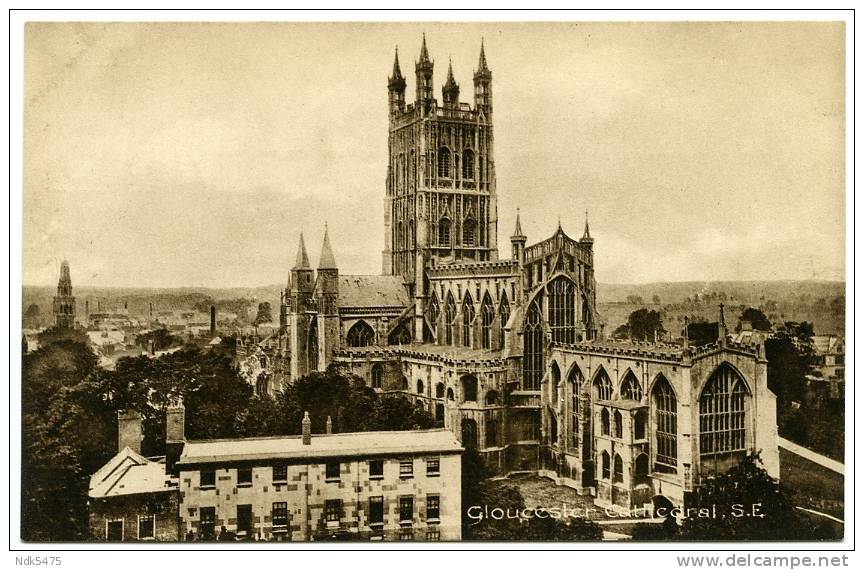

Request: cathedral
left=250, top=37, right=779, bottom=513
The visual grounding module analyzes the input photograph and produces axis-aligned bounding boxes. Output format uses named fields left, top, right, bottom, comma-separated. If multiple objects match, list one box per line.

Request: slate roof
left=177, top=428, right=462, bottom=466
left=338, top=275, right=409, bottom=308
left=89, top=447, right=177, bottom=499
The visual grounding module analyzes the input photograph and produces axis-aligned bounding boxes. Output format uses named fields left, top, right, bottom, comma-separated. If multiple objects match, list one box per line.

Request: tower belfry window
left=437, top=148, right=451, bottom=178
left=462, top=149, right=474, bottom=179
left=463, top=219, right=476, bottom=247
left=438, top=218, right=451, bottom=247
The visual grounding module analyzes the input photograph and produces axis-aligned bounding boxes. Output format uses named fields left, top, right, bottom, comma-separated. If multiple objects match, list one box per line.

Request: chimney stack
left=302, top=411, right=312, bottom=445
left=210, top=305, right=217, bottom=337
left=117, top=410, right=143, bottom=454
left=165, top=399, right=186, bottom=475
left=326, top=415, right=333, bottom=435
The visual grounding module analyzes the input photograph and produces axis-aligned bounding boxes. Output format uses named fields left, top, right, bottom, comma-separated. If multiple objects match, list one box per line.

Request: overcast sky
left=23, top=22, right=845, bottom=288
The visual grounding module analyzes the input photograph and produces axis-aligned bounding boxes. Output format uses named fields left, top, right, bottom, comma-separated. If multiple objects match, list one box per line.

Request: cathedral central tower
left=382, top=37, right=498, bottom=285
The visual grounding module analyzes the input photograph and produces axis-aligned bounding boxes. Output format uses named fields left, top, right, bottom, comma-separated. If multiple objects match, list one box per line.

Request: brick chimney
left=302, top=411, right=311, bottom=445
left=117, top=410, right=143, bottom=454
left=165, top=399, right=186, bottom=475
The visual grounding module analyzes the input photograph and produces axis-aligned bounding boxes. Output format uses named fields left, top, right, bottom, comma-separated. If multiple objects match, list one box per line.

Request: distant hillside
left=22, top=280, right=845, bottom=336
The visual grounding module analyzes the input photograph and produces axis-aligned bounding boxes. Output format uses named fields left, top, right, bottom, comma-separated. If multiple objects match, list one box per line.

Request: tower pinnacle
left=294, top=233, right=310, bottom=269
left=419, top=32, right=430, bottom=64
left=442, top=58, right=460, bottom=105
left=318, top=223, right=337, bottom=270
left=478, top=38, right=489, bottom=73
left=512, top=209, right=525, bottom=238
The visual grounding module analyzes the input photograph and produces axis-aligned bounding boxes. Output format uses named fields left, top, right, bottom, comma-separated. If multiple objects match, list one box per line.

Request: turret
left=290, top=233, right=314, bottom=304
left=442, top=59, right=460, bottom=108
left=415, top=33, right=434, bottom=112
left=388, top=46, right=406, bottom=114
left=52, top=259, right=76, bottom=329
left=473, top=39, right=492, bottom=114
left=317, top=223, right=339, bottom=316
left=510, top=209, right=527, bottom=261
left=580, top=209, right=594, bottom=247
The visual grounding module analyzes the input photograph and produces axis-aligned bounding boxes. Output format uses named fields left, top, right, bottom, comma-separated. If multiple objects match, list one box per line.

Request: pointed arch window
left=699, top=365, right=748, bottom=457
left=461, top=418, right=478, bottom=449
left=371, top=363, right=383, bottom=389
left=461, top=375, right=478, bottom=402
left=498, top=293, right=511, bottom=348
left=346, top=320, right=374, bottom=347
left=462, top=149, right=474, bottom=179
left=601, top=451, right=610, bottom=479
left=417, top=379, right=424, bottom=395
left=613, top=454, right=624, bottom=483
left=522, top=294, right=544, bottom=390
left=308, top=318, right=319, bottom=372
left=463, top=218, right=476, bottom=247
left=550, top=362, right=561, bottom=407
left=634, top=453, right=649, bottom=485
left=462, top=294, right=475, bottom=347
left=593, top=369, right=613, bottom=401
left=437, top=147, right=451, bottom=178
left=428, top=294, right=440, bottom=328
left=568, top=366, right=583, bottom=448
left=438, top=218, right=451, bottom=247
left=388, top=322, right=411, bottom=345
left=621, top=371, right=643, bottom=401
left=653, top=375, right=678, bottom=472
left=486, top=418, right=499, bottom=447
left=480, top=293, right=494, bottom=349
left=613, top=410, right=623, bottom=439
left=548, top=277, right=577, bottom=344
left=435, top=382, right=445, bottom=399
left=600, top=408, right=610, bottom=436
left=444, top=294, right=457, bottom=345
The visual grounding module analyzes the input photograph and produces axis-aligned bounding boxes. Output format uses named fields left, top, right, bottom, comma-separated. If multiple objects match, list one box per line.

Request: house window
left=200, top=469, right=215, bottom=488
left=426, top=495, right=440, bottom=521
left=399, top=460, right=414, bottom=478
left=399, top=497, right=414, bottom=522
left=237, top=467, right=252, bottom=486
left=199, top=507, right=216, bottom=540
left=236, top=504, right=253, bottom=535
left=272, top=502, right=288, bottom=529
left=426, top=457, right=440, bottom=476
left=272, top=464, right=287, bottom=483
left=137, top=515, right=155, bottom=540
left=106, top=519, right=123, bottom=541
left=369, top=496, right=384, bottom=525
left=325, top=499, right=342, bottom=523
left=369, top=459, right=384, bottom=479
left=325, top=461, right=340, bottom=481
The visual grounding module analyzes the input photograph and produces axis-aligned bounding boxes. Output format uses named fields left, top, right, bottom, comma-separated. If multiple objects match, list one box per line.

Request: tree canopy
left=613, top=308, right=666, bottom=342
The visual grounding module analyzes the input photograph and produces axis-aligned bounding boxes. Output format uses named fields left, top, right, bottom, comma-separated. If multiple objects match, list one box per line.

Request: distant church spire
left=294, top=233, right=310, bottom=269
left=391, top=46, right=403, bottom=79
left=318, top=223, right=337, bottom=270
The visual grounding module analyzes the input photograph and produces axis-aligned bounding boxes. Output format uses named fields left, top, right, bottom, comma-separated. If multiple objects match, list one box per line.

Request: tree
left=24, top=303, right=41, bottom=319
left=652, top=295, right=661, bottom=305
left=626, top=295, right=644, bottom=305
left=680, top=453, right=836, bottom=540
left=687, top=320, right=719, bottom=346
left=253, top=302, right=273, bottom=325
left=135, top=327, right=179, bottom=352
left=739, top=307, right=772, bottom=331
left=615, top=308, right=666, bottom=342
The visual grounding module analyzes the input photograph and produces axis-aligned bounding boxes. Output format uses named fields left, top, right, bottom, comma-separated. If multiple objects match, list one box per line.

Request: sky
left=23, top=21, right=846, bottom=288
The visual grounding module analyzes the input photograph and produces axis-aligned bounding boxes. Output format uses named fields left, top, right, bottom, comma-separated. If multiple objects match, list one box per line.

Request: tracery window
left=462, top=149, right=474, bottom=179
left=498, top=293, right=511, bottom=348
left=462, top=294, right=475, bottom=347
left=613, top=410, right=623, bottom=439
left=569, top=366, right=583, bottom=448
left=621, top=371, right=643, bottom=401
left=428, top=293, right=440, bottom=328
left=438, top=218, right=451, bottom=247
left=653, top=375, right=678, bottom=472
left=699, top=365, right=748, bottom=457
left=593, top=368, right=613, bottom=401
left=437, top=147, right=451, bottom=178
left=346, top=320, right=374, bottom=347
left=444, top=294, right=457, bottom=345
left=480, top=293, right=494, bottom=349
left=522, top=294, right=544, bottom=390
left=371, top=363, right=383, bottom=389
left=613, top=454, right=624, bottom=483
left=463, top=219, right=476, bottom=247
left=548, top=277, right=577, bottom=344
left=600, top=408, right=610, bottom=436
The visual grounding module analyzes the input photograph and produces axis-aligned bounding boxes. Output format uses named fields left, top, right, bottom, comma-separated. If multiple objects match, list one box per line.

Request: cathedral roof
left=338, top=275, right=409, bottom=308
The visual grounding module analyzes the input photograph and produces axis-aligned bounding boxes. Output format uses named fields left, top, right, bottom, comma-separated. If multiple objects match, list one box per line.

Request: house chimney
left=302, top=411, right=311, bottom=445
left=210, top=305, right=216, bottom=337
left=117, top=410, right=143, bottom=454
left=326, top=415, right=333, bottom=435
left=165, top=399, right=186, bottom=475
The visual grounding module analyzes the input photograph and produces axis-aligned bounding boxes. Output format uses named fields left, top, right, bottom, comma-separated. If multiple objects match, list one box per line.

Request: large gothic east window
left=522, top=294, right=544, bottom=390
left=699, top=365, right=748, bottom=457
left=548, top=277, right=577, bottom=344
left=653, top=375, right=678, bottom=473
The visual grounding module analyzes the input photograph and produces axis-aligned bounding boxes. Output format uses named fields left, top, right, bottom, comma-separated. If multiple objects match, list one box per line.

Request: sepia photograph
left=11, top=11, right=851, bottom=553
